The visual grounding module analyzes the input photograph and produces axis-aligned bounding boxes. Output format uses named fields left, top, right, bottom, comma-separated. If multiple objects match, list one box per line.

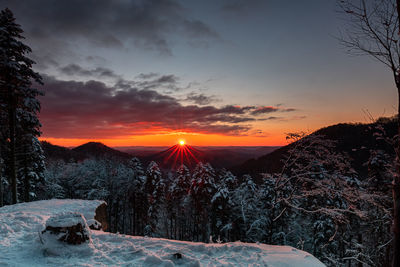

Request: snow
left=0, top=199, right=325, bottom=267
left=45, top=212, right=88, bottom=228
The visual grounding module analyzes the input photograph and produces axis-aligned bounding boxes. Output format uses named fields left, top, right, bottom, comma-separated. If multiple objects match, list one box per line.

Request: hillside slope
left=232, top=118, right=397, bottom=178
left=72, top=142, right=132, bottom=160
left=0, top=199, right=325, bottom=267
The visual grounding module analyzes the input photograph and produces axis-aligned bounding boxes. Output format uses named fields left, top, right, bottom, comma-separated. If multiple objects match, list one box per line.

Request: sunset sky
left=2, top=0, right=397, bottom=146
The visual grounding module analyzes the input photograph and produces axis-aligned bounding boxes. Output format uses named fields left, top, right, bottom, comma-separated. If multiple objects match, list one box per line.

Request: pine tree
left=168, top=164, right=191, bottom=239
left=231, top=174, right=259, bottom=242
left=211, top=169, right=237, bottom=242
left=0, top=8, right=43, bottom=204
left=190, top=162, right=216, bottom=242
left=127, top=157, right=147, bottom=235
left=145, top=161, right=166, bottom=236
left=17, top=137, right=45, bottom=201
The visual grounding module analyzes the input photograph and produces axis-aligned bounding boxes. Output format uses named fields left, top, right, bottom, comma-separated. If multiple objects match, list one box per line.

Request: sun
left=179, top=140, right=185, bottom=146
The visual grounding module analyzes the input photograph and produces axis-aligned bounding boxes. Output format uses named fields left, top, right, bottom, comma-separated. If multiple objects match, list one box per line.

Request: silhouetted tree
left=338, top=1, right=400, bottom=264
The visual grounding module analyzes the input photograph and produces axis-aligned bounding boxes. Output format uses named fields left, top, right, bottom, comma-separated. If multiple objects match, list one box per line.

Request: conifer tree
left=168, top=164, right=191, bottom=239
left=190, top=162, right=216, bottom=242
left=0, top=8, right=43, bottom=204
left=145, top=161, right=166, bottom=236
left=211, top=169, right=237, bottom=242
left=127, top=157, right=147, bottom=235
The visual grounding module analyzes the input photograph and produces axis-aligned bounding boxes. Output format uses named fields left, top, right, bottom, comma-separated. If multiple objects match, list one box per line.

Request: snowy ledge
left=0, top=199, right=325, bottom=266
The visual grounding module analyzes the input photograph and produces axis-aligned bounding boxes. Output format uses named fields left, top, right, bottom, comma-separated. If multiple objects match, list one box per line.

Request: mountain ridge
left=232, top=117, right=397, bottom=178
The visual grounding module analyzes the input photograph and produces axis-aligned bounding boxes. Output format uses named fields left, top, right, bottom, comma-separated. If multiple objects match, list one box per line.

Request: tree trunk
left=393, top=2, right=400, bottom=266
left=0, top=144, right=3, bottom=207
left=23, top=151, right=30, bottom=202
left=114, top=198, right=119, bottom=233
left=8, top=86, right=17, bottom=204
left=394, top=139, right=400, bottom=267
left=393, top=79, right=400, bottom=267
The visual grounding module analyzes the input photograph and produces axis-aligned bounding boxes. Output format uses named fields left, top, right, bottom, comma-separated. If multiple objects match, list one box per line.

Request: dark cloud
left=59, top=64, right=120, bottom=79
left=136, top=73, right=160, bottom=80
left=262, top=116, right=280, bottom=120
left=135, top=74, right=180, bottom=91
left=3, top=0, right=220, bottom=55
left=185, top=92, right=220, bottom=105
left=154, top=75, right=178, bottom=84
left=58, top=66, right=185, bottom=93
left=30, top=52, right=60, bottom=70
left=251, top=106, right=296, bottom=115
left=251, top=106, right=279, bottom=115
left=38, top=75, right=259, bottom=138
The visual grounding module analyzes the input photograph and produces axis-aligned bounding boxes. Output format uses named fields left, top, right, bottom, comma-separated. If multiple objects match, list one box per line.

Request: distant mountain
left=232, top=117, right=397, bottom=179
left=141, top=145, right=279, bottom=170
left=41, top=141, right=80, bottom=162
left=194, top=146, right=279, bottom=169
left=41, top=141, right=132, bottom=162
left=143, top=144, right=205, bottom=170
left=41, top=141, right=278, bottom=169
left=72, top=142, right=131, bottom=160
left=115, top=146, right=170, bottom=157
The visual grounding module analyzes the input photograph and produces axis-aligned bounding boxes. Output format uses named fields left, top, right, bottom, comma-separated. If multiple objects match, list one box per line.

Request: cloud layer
left=38, top=75, right=296, bottom=139
left=4, top=0, right=219, bottom=56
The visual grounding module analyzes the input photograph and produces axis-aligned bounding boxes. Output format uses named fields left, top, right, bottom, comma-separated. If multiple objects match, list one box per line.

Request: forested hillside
left=234, top=117, right=397, bottom=179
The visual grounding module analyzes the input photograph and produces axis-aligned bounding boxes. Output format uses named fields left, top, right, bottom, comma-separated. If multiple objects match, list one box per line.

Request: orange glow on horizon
left=179, top=140, right=185, bottom=146
left=39, top=132, right=288, bottom=147
left=37, top=108, right=385, bottom=148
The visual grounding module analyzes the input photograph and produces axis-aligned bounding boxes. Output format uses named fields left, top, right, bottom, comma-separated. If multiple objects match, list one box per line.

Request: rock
left=173, top=252, right=182, bottom=259
left=94, top=202, right=108, bottom=231
left=41, top=213, right=90, bottom=245
left=87, top=219, right=102, bottom=230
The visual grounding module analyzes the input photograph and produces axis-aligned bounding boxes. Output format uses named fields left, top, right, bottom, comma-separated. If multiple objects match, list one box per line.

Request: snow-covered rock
left=0, top=199, right=325, bottom=266
left=41, top=212, right=90, bottom=243
left=40, top=212, right=93, bottom=255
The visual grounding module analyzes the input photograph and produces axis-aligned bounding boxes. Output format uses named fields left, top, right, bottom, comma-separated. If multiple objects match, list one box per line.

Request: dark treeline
left=32, top=129, right=393, bottom=267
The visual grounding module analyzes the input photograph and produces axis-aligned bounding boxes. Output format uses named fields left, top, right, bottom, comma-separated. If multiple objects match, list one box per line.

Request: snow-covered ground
left=0, top=199, right=325, bottom=267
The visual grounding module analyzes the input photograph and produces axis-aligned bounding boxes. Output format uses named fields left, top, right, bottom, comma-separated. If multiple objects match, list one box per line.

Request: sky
left=1, top=0, right=397, bottom=146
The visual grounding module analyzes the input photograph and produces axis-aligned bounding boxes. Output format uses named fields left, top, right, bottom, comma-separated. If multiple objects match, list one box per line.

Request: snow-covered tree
left=230, top=174, right=260, bottom=242
left=189, top=162, right=217, bottom=242
left=210, top=169, right=237, bottom=242
left=0, top=8, right=43, bottom=204
left=17, top=137, right=45, bottom=201
left=145, top=161, right=166, bottom=236
left=266, top=133, right=367, bottom=265
left=167, top=164, right=191, bottom=240
left=126, top=157, right=147, bottom=235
